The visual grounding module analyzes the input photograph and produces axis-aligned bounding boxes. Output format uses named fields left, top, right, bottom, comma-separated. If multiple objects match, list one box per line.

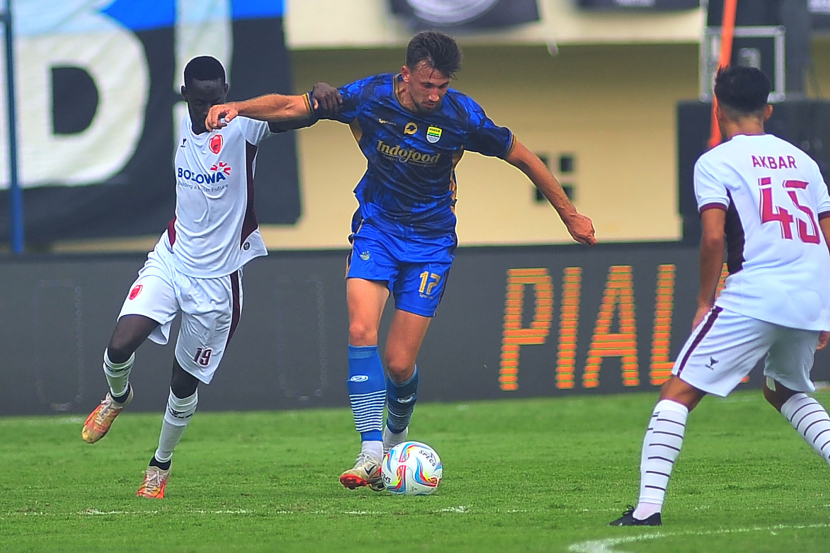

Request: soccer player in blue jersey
left=207, top=31, right=597, bottom=490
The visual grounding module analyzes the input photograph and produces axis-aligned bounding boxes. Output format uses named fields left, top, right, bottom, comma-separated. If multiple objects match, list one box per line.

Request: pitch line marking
left=568, top=523, right=830, bottom=553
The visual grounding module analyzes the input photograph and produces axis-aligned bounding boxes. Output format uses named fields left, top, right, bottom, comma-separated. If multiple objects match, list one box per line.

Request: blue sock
left=347, top=345, right=385, bottom=442
left=386, top=366, right=418, bottom=433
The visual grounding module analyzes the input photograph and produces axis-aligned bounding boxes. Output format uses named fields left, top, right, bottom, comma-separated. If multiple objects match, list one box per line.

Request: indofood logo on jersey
left=376, top=140, right=441, bottom=165
left=177, top=162, right=232, bottom=184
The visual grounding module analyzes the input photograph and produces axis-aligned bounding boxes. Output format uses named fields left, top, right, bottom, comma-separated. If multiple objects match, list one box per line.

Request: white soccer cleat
left=136, top=465, right=170, bottom=499
left=339, top=452, right=382, bottom=490
left=382, top=425, right=408, bottom=456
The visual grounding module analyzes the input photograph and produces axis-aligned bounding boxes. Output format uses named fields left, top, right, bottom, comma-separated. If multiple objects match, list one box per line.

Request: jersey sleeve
left=327, top=76, right=375, bottom=124
left=238, top=117, right=273, bottom=146
left=694, top=154, right=729, bottom=212
left=459, top=96, right=513, bottom=158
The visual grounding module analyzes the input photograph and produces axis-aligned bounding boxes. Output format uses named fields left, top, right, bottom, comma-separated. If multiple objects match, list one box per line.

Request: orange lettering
left=650, top=264, right=676, bottom=385
left=583, top=266, right=639, bottom=388
left=556, top=267, right=582, bottom=389
left=499, top=268, right=553, bottom=391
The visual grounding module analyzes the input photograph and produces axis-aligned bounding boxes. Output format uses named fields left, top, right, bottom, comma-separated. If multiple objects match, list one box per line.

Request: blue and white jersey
left=326, top=73, right=514, bottom=237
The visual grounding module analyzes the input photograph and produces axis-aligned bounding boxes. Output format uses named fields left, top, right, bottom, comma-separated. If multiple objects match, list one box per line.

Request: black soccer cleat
left=609, top=506, right=662, bottom=526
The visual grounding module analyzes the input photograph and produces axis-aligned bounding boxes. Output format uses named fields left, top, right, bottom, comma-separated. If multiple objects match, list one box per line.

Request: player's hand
left=310, top=82, right=342, bottom=117
left=818, top=331, right=830, bottom=350
left=206, top=103, right=238, bottom=130
left=564, top=213, right=597, bottom=246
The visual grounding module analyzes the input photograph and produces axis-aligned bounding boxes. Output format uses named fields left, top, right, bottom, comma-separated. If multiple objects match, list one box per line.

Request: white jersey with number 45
left=167, top=114, right=273, bottom=278
left=695, top=133, right=830, bottom=331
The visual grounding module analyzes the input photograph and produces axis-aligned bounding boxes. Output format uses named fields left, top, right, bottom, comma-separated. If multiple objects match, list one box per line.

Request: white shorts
left=672, top=306, right=819, bottom=397
left=118, top=237, right=243, bottom=384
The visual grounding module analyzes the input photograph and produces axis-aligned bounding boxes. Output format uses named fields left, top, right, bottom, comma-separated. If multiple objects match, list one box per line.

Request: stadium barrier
left=2, top=242, right=828, bottom=416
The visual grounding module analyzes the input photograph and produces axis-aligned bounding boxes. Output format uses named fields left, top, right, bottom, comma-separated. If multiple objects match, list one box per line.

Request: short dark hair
left=184, top=56, right=226, bottom=88
left=714, top=65, right=771, bottom=116
left=405, top=31, right=462, bottom=77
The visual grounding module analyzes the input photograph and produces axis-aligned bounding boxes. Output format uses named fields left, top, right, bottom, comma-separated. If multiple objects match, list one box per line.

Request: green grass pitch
left=2, top=390, right=830, bottom=552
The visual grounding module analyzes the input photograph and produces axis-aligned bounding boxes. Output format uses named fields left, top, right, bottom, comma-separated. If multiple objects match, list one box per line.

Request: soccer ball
left=382, top=441, right=443, bottom=495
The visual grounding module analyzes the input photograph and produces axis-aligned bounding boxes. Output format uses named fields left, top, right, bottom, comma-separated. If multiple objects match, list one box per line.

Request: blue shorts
left=347, top=222, right=456, bottom=317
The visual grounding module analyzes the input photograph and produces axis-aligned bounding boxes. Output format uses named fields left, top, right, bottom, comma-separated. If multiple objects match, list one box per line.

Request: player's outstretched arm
left=206, top=94, right=311, bottom=130
left=505, top=139, right=597, bottom=245
left=268, top=82, right=343, bottom=132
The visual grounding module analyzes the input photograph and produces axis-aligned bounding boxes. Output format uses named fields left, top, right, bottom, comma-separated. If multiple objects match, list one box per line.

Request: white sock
left=154, top=389, right=198, bottom=462
left=781, top=393, right=830, bottom=464
left=103, top=349, right=134, bottom=399
left=361, top=440, right=382, bottom=461
left=634, top=399, right=689, bottom=519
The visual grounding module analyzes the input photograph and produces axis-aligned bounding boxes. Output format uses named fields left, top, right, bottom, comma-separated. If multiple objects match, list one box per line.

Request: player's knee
left=348, top=321, right=378, bottom=346
left=171, top=368, right=199, bottom=399
left=385, top=356, right=414, bottom=383
left=106, top=340, right=134, bottom=365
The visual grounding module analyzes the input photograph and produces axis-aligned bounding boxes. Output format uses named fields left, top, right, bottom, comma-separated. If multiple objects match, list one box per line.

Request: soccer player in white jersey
left=611, top=65, right=830, bottom=526
left=81, top=56, right=340, bottom=498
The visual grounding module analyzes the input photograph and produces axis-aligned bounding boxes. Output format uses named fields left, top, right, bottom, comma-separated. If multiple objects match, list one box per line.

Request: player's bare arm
left=268, top=83, right=343, bottom=132
left=206, top=83, right=341, bottom=131
left=694, top=206, right=726, bottom=329
left=206, top=94, right=310, bottom=130
left=505, top=139, right=597, bottom=246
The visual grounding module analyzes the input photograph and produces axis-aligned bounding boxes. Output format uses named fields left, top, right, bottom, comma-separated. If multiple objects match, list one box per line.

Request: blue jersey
left=327, top=73, right=514, bottom=238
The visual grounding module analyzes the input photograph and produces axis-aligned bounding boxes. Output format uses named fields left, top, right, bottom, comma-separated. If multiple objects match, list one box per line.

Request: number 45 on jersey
left=759, top=177, right=821, bottom=244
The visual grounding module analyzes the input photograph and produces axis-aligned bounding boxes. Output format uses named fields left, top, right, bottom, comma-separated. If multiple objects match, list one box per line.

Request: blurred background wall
left=14, top=0, right=709, bottom=253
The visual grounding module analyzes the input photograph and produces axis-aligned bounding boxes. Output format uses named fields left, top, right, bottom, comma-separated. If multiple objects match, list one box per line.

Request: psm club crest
left=210, top=134, right=223, bottom=154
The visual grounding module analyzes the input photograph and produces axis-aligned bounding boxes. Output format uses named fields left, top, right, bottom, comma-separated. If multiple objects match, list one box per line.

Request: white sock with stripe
left=103, top=349, right=134, bottom=399
left=634, top=399, right=689, bottom=519
left=781, top=393, right=830, bottom=464
left=154, top=389, right=198, bottom=463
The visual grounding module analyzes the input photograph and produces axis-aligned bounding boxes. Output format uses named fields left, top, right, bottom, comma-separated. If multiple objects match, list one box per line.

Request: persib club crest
left=210, top=134, right=223, bottom=154
left=426, top=126, right=442, bottom=144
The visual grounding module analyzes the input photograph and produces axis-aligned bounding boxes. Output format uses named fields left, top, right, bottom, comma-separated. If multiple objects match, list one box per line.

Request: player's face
left=182, top=79, right=228, bottom=134
left=401, top=61, right=450, bottom=114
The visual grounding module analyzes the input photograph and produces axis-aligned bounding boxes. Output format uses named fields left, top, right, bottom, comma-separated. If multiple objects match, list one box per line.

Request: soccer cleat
left=81, top=386, right=133, bottom=444
left=136, top=466, right=170, bottom=499
left=382, top=425, right=409, bottom=456
left=609, top=506, right=662, bottom=527
left=339, top=452, right=382, bottom=490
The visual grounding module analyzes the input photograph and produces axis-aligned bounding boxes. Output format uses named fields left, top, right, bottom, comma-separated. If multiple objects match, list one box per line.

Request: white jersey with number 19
left=695, top=133, right=830, bottom=331
left=167, top=114, right=273, bottom=278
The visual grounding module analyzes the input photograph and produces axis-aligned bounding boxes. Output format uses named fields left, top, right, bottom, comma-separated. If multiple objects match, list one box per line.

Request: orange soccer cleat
left=81, top=387, right=133, bottom=444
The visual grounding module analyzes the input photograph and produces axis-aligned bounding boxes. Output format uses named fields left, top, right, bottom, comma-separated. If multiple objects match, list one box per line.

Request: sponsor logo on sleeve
left=129, top=284, right=143, bottom=300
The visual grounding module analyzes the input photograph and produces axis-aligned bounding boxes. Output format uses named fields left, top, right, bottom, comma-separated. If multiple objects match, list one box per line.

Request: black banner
left=390, top=0, right=539, bottom=30
left=2, top=242, right=829, bottom=416
left=0, top=1, right=300, bottom=245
